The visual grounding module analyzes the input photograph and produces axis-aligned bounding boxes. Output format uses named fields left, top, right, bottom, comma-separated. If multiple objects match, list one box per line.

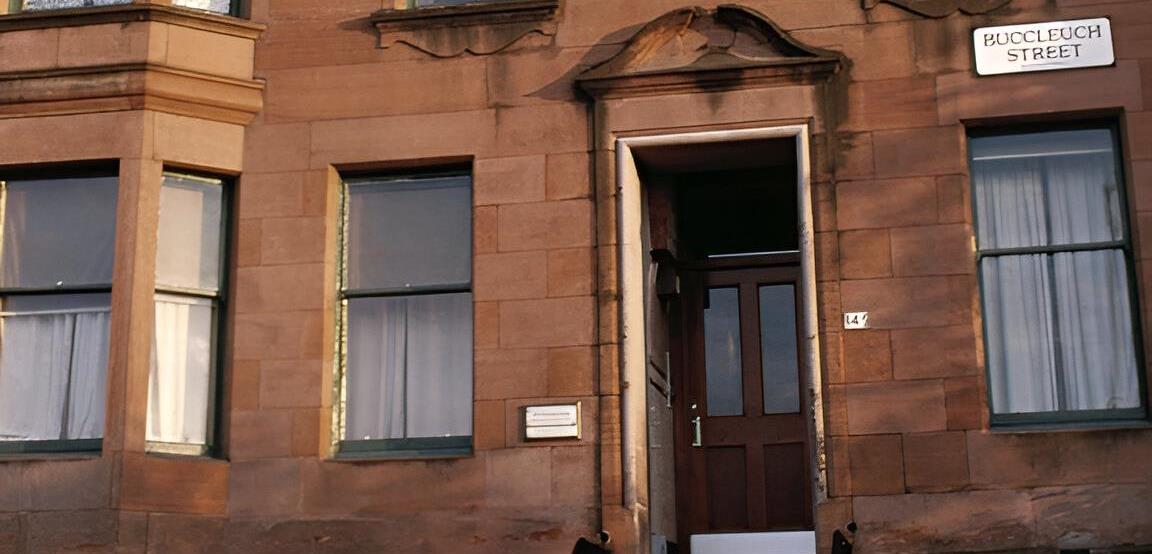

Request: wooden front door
left=673, top=258, right=813, bottom=546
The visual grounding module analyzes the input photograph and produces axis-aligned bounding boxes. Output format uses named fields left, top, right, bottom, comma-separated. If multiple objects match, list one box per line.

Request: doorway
left=624, top=129, right=823, bottom=554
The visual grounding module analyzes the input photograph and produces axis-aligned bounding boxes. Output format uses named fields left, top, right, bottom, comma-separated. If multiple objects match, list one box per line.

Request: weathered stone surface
left=846, top=380, right=947, bottom=434
left=843, top=329, right=892, bottom=383
left=853, top=490, right=1036, bottom=554
left=25, top=510, right=119, bottom=553
left=902, top=431, right=969, bottom=492
left=120, top=454, right=228, bottom=515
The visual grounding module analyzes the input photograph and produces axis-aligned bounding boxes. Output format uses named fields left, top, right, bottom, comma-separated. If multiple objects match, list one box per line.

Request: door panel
left=763, top=442, right=811, bottom=529
left=674, top=263, right=813, bottom=548
left=706, top=447, right=748, bottom=530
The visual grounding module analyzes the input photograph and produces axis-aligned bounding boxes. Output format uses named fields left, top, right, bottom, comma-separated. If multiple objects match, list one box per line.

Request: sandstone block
left=840, top=275, right=972, bottom=329
left=853, top=490, right=1036, bottom=553
left=230, top=409, right=294, bottom=460
left=260, top=216, right=326, bottom=265
left=873, top=126, right=965, bottom=179
left=839, top=229, right=892, bottom=279
left=120, top=454, right=228, bottom=515
left=475, top=155, right=547, bottom=206
left=475, top=251, right=549, bottom=301
left=890, top=224, right=973, bottom=277
left=499, top=296, right=596, bottom=348
left=846, top=434, right=905, bottom=496
left=936, top=175, right=970, bottom=224
left=475, top=399, right=507, bottom=450
left=892, top=325, right=978, bottom=380
left=936, top=60, right=1144, bottom=124
left=903, top=431, right=969, bottom=492
left=944, top=376, right=983, bottom=430
left=836, top=178, right=937, bottom=230
left=260, top=359, right=323, bottom=409
left=547, top=248, right=595, bottom=297
left=475, top=205, right=499, bottom=254
left=475, top=348, right=549, bottom=400
left=846, top=380, right=947, bottom=434
left=497, top=199, right=594, bottom=252
left=486, top=447, right=552, bottom=507
left=475, top=301, right=500, bottom=350
left=843, top=329, right=892, bottom=383
left=229, top=459, right=301, bottom=517
left=546, top=152, right=592, bottom=200
left=547, top=346, right=596, bottom=397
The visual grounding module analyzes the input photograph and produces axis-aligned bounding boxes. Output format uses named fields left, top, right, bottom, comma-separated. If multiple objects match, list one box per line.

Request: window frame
left=144, top=170, right=232, bottom=458
left=3, top=0, right=242, bottom=18
left=0, top=163, right=119, bottom=456
left=969, top=120, right=1149, bottom=427
left=334, top=168, right=474, bottom=460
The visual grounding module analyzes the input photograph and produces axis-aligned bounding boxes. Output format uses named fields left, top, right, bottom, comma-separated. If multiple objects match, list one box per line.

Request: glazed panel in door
left=674, top=265, right=812, bottom=546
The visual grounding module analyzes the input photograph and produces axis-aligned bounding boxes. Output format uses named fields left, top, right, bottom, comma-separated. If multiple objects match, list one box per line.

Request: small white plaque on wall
left=973, top=18, right=1114, bottom=76
left=843, top=312, right=870, bottom=330
left=524, top=403, right=581, bottom=440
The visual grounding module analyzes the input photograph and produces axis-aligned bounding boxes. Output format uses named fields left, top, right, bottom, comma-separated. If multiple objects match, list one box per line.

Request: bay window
left=0, top=171, right=117, bottom=453
left=3, top=0, right=236, bottom=16
left=147, top=172, right=227, bottom=455
left=971, top=124, right=1146, bottom=425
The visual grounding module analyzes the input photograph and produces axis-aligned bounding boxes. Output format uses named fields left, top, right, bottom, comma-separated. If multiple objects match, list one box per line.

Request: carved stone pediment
left=577, top=5, right=841, bottom=98
left=861, top=0, right=1011, bottom=18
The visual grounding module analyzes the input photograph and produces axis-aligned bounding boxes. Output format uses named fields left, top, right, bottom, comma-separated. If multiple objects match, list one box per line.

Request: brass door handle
left=692, top=416, right=702, bottom=447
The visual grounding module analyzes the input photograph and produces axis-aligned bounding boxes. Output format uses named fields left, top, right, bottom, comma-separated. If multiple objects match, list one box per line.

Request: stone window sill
left=988, top=419, right=1152, bottom=435
left=369, top=0, right=559, bottom=57
left=0, top=3, right=263, bottom=39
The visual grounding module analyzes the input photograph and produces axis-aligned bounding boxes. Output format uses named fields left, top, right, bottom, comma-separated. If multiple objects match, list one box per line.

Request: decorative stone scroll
left=370, top=0, right=559, bottom=58
left=861, top=0, right=1012, bottom=18
left=577, top=5, right=842, bottom=98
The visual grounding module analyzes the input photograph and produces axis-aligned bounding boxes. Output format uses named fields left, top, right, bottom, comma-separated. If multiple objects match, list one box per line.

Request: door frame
left=613, top=125, right=828, bottom=541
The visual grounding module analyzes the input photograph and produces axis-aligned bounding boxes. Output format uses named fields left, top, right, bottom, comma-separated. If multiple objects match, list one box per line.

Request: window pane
left=170, top=0, right=231, bottom=13
left=704, top=287, right=743, bottom=417
left=972, top=130, right=1122, bottom=250
left=0, top=294, right=110, bottom=441
left=345, top=176, right=471, bottom=291
left=147, top=294, right=214, bottom=445
left=2, top=177, right=118, bottom=288
left=982, top=255, right=1058, bottom=415
left=759, top=285, right=799, bottom=415
left=345, top=292, right=473, bottom=441
left=1053, top=249, right=1140, bottom=411
left=20, top=0, right=128, bottom=11
left=156, top=174, right=223, bottom=292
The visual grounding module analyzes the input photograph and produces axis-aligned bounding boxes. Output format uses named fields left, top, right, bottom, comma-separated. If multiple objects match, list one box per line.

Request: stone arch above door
left=576, top=5, right=842, bottom=99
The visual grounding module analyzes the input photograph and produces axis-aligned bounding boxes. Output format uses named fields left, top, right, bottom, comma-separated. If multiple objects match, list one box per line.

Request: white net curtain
left=0, top=177, right=117, bottom=443
left=973, top=129, right=1140, bottom=416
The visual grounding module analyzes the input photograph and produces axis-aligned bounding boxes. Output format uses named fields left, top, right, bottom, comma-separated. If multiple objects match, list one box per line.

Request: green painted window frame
left=969, top=121, right=1149, bottom=428
left=334, top=168, right=474, bottom=459
left=143, top=170, right=232, bottom=459
left=0, top=165, right=118, bottom=456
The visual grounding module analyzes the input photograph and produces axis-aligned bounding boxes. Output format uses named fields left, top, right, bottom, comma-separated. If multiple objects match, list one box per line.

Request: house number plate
left=843, top=312, right=870, bottom=330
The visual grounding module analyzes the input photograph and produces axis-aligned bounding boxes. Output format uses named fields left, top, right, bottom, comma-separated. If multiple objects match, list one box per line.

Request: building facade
left=0, top=0, right=1150, bottom=553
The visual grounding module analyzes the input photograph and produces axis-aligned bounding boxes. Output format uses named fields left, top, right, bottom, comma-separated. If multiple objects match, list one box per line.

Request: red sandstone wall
left=0, top=0, right=1150, bottom=553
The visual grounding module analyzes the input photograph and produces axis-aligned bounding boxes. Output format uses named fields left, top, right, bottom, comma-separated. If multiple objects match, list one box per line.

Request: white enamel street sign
left=973, top=18, right=1114, bottom=76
